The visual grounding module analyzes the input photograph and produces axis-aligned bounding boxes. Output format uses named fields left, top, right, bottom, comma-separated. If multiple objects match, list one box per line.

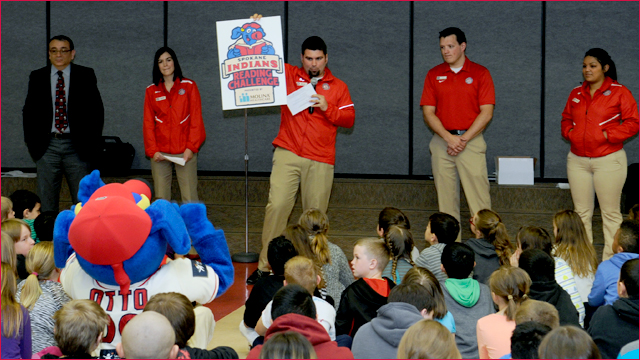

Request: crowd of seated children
left=10, top=190, right=41, bottom=242
left=397, top=319, right=461, bottom=359
left=514, top=226, right=585, bottom=326
left=381, top=225, right=415, bottom=283
left=465, top=209, right=514, bottom=284
left=415, top=212, right=460, bottom=283
left=336, top=237, right=394, bottom=338
left=259, top=331, right=316, bottom=359
left=538, top=325, right=601, bottom=359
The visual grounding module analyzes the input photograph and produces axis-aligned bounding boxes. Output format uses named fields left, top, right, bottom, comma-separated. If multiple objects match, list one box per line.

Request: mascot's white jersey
left=60, top=253, right=219, bottom=356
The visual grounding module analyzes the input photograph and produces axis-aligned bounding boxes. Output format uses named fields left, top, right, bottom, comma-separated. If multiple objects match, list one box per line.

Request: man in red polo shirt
left=420, top=27, right=495, bottom=238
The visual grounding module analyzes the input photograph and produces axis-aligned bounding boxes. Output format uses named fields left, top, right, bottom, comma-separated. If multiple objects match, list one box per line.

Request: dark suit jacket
left=22, top=63, right=104, bottom=161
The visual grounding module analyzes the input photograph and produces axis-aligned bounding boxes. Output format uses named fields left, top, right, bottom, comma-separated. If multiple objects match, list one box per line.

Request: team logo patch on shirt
left=179, top=89, right=186, bottom=95
left=191, top=260, right=208, bottom=277
left=437, top=76, right=447, bottom=80
left=156, top=96, right=166, bottom=101
left=465, top=77, right=473, bottom=84
left=322, top=83, right=330, bottom=90
left=296, top=82, right=307, bottom=86
left=572, top=98, right=580, bottom=103
left=603, top=90, right=611, bottom=96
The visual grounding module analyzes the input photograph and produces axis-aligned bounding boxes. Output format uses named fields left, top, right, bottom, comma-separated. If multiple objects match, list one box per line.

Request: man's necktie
left=54, top=70, right=68, bottom=133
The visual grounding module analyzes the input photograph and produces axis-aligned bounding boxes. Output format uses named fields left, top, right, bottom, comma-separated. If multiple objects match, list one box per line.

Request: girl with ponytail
left=298, top=209, right=353, bottom=309
left=382, top=225, right=415, bottom=284
left=476, top=266, right=531, bottom=359
left=466, top=209, right=514, bottom=284
left=16, top=241, right=70, bottom=354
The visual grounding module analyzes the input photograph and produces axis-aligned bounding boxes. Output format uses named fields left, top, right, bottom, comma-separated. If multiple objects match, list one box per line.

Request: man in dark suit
left=23, top=35, right=104, bottom=212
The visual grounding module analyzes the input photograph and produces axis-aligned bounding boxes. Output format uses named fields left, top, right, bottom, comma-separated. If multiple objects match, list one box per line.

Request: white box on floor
left=495, top=156, right=535, bottom=185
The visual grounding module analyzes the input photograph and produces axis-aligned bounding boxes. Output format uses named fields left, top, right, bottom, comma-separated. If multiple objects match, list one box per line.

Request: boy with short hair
left=10, top=190, right=41, bottom=242
left=415, top=212, right=460, bottom=283
left=514, top=299, right=560, bottom=329
left=509, top=321, right=552, bottom=359
left=588, top=220, right=639, bottom=306
left=336, top=237, right=395, bottom=337
left=116, top=311, right=180, bottom=359
left=588, top=258, right=639, bottom=359
left=440, top=242, right=495, bottom=359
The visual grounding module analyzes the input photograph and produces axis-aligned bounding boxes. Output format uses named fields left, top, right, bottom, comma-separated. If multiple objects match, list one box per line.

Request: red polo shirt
left=420, top=57, right=495, bottom=130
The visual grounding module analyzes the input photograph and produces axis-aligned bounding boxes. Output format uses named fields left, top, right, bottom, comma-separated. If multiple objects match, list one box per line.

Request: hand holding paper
left=287, top=83, right=318, bottom=116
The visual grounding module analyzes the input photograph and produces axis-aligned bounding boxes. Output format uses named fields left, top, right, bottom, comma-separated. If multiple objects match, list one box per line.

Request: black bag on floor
left=96, top=136, right=135, bottom=176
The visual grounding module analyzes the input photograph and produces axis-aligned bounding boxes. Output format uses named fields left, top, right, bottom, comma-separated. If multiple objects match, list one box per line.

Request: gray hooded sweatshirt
left=351, top=302, right=424, bottom=359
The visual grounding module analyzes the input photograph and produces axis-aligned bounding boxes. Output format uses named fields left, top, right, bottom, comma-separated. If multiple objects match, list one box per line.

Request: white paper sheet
left=286, top=83, right=317, bottom=116
left=161, top=153, right=186, bottom=166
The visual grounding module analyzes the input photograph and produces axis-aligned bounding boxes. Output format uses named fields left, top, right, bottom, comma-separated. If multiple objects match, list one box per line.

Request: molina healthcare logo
left=221, top=21, right=284, bottom=106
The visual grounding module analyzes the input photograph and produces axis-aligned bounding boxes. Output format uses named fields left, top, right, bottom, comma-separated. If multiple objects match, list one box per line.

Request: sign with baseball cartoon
left=216, top=16, right=287, bottom=110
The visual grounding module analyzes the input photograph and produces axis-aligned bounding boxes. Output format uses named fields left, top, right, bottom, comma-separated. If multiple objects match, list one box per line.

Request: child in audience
left=2, top=196, right=15, bottom=221
left=538, top=326, right=601, bottom=359
left=589, top=219, right=639, bottom=306
left=376, top=207, right=419, bottom=260
left=247, top=284, right=354, bottom=359
left=440, top=243, right=495, bottom=359
left=514, top=299, right=560, bottom=330
left=477, top=266, right=531, bottom=359
left=243, top=236, right=297, bottom=345
left=628, top=204, right=638, bottom=221
left=381, top=225, right=415, bottom=283
left=2, top=231, right=17, bottom=271
left=36, top=299, right=110, bottom=359
left=298, top=209, right=354, bottom=309
left=516, top=226, right=585, bottom=326
left=509, top=321, right=552, bottom=359
left=618, top=340, right=639, bottom=359
left=336, top=237, right=395, bottom=337
left=16, top=242, right=70, bottom=354
left=10, top=190, right=41, bottom=241
left=256, top=256, right=336, bottom=341
left=415, top=212, right=460, bottom=283
left=397, top=319, right=461, bottom=359
left=1, top=262, right=32, bottom=359
left=588, top=259, right=639, bottom=359
left=465, top=209, right=514, bottom=284
left=518, top=249, right=580, bottom=326
left=402, top=267, right=456, bottom=333
left=2, top=218, right=36, bottom=280
left=116, top=310, right=180, bottom=359
left=259, top=331, right=316, bottom=359
left=33, top=211, right=58, bottom=242
left=144, top=292, right=238, bottom=359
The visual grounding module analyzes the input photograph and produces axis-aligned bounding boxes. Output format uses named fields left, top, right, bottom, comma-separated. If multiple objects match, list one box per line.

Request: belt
left=51, top=132, right=72, bottom=139
left=448, top=130, right=467, bottom=135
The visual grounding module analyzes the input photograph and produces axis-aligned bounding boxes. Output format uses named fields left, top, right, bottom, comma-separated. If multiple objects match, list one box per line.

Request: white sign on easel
left=216, top=16, right=287, bottom=110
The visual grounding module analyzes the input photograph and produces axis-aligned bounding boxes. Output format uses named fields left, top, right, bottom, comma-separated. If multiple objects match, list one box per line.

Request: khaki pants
left=430, top=133, right=491, bottom=240
left=567, top=150, right=627, bottom=261
left=187, top=305, right=215, bottom=349
left=258, top=147, right=334, bottom=271
left=150, top=153, right=199, bottom=202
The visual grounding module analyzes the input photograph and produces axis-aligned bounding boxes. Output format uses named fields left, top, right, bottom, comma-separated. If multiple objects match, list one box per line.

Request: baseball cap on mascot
left=68, top=182, right=152, bottom=293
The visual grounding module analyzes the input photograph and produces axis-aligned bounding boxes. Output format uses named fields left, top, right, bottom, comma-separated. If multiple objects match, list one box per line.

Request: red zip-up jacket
left=143, top=77, right=206, bottom=157
left=273, top=64, right=355, bottom=165
left=561, top=77, right=638, bottom=158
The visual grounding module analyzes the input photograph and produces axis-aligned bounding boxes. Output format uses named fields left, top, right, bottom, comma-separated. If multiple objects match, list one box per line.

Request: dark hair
left=397, top=270, right=448, bottom=319
left=519, top=249, right=555, bottom=282
left=9, top=190, right=40, bottom=219
left=152, top=47, right=183, bottom=86
left=378, top=207, right=411, bottom=234
left=33, top=211, right=57, bottom=242
left=144, top=292, right=194, bottom=348
left=618, top=219, right=639, bottom=253
left=385, top=225, right=415, bottom=283
left=267, top=236, right=298, bottom=276
left=49, top=35, right=74, bottom=51
left=259, top=331, right=316, bottom=359
left=271, top=284, right=316, bottom=321
left=301, top=36, right=327, bottom=55
left=517, top=226, right=553, bottom=256
left=439, top=27, right=466, bottom=45
left=620, top=258, right=639, bottom=298
left=538, top=325, right=601, bottom=359
left=584, top=48, right=617, bottom=81
left=428, top=212, right=460, bottom=245
left=511, top=321, right=552, bottom=359
left=441, top=243, right=475, bottom=279
left=388, top=283, right=432, bottom=313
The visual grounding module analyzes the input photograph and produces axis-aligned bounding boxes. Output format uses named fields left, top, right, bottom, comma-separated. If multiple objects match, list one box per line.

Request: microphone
left=309, top=77, right=319, bottom=114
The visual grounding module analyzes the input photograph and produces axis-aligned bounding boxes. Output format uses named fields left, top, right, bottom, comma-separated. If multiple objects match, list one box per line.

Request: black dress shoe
left=246, top=269, right=267, bottom=285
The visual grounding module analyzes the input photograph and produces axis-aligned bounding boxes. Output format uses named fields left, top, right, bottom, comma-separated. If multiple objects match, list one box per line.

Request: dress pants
left=430, top=133, right=491, bottom=240
left=567, top=149, right=627, bottom=261
left=35, top=138, right=90, bottom=212
left=150, top=153, right=199, bottom=202
left=258, top=147, right=334, bottom=271
left=187, top=305, right=215, bottom=349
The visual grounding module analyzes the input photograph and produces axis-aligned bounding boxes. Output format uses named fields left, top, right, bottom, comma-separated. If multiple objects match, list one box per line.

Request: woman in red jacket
left=561, top=48, right=639, bottom=261
left=143, top=47, right=206, bottom=202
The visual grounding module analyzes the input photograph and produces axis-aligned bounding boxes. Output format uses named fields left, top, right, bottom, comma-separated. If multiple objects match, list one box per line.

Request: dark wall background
left=2, top=1, right=638, bottom=179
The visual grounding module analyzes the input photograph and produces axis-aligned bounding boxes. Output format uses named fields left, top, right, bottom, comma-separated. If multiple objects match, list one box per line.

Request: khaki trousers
left=150, top=152, right=199, bottom=202
left=567, top=149, right=627, bottom=261
left=430, top=133, right=491, bottom=240
left=258, top=147, right=334, bottom=271
left=187, top=305, right=215, bottom=349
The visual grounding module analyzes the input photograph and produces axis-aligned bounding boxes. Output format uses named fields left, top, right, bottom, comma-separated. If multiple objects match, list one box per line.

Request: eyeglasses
left=49, top=49, right=71, bottom=55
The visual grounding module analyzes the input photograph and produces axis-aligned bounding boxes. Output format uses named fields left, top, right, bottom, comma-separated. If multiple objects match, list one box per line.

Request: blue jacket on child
left=588, top=252, right=639, bottom=306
